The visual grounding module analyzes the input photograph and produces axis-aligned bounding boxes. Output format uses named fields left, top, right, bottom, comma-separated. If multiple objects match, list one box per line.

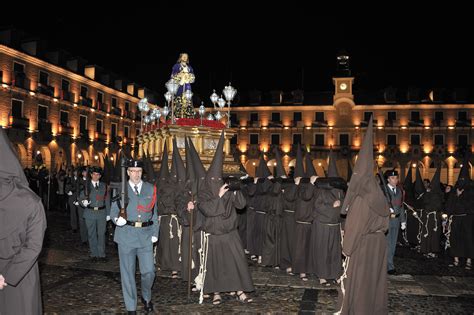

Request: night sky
left=2, top=6, right=473, bottom=101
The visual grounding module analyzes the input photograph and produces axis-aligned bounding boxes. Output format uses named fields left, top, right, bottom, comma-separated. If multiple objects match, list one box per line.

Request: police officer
left=385, top=169, right=406, bottom=274
left=79, top=166, right=110, bottom=261
left=110, top=159, right=159, bottom=315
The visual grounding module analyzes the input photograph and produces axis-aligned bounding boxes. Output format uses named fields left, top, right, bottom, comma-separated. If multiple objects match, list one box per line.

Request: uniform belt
left=296, top=220, right=311, bottom=225
left=390, top=213, right=400, bottom=218
left=126, top=220, right=153, bottom=227
left=255, top=211, right=266, bottom=214
left=87, top=205, right=105, bottom=211
left=284, top=209, right=295, bottom=213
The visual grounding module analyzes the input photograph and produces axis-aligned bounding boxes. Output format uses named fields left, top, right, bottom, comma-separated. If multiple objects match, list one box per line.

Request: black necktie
left=95, top=183, right=99, bottom=190
left=392, top=187, right=396, bottom=194
left=134, top=185, right=139, bottom=195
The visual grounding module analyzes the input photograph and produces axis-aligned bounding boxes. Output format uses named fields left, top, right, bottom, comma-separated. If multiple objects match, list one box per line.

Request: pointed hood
left=185, top=136, right=198, bottom=195
left=188, top=136, right=206, bottom=181
left=172, top=137, right=186, bottom=184
left=273, top=147, right=287, bottom=178
left=328, top=149, right=339, bottom=177
left=294, top=143, right=305, bottom=178
left=205, top=131, right=225, bottom=181
left=0, top=128, right=41, bottom=239
left=304, top=153, right=316, bottom=177
left=430, top=165, right=442, bottom=194
left=403, top=166, right=415, bottom=205
left=143, top=152, right=156, bottom=183
left=458, top=152, right=471, bottom=181
left=102, top=154, right=111, bottom=184
left=239, top=162, right=248, bottom=175
left=111, top=152, right=123, bottom=183
left=158, top=141, right=170, bottom=181
left=341, top=116, right=389, bottom=216
left=414, top=165, right=425, bottom=196
left=0, top=128, right=28, bottom=188
left=256, top=153, right=272, bottom=178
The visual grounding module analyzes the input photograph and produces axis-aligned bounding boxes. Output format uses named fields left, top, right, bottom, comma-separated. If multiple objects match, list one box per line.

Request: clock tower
left=333, top=51, right=355, bottom=117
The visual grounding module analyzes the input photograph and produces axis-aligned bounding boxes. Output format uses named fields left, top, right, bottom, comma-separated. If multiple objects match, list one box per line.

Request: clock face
left=339, top=83, right=348, bottom=91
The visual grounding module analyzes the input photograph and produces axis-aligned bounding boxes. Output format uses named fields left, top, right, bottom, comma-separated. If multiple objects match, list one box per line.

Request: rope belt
left=423, top=211, right=438, bottom=238
left=296, top=220, right=311, bottom=225
left=169, top=214, right=183, bottom=261
left=195, top=231, right=210, bottom=304
left=445, top=215, right=453, bottom=250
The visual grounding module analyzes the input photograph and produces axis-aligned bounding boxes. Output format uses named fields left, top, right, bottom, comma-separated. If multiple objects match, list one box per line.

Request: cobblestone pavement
left=39, top=213, right=474, bottom=314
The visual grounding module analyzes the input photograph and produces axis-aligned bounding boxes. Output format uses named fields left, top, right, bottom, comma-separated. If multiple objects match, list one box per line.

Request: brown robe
left=340, top=194, right=389, bottom=315
left=0, top=128, right=47, bottom=315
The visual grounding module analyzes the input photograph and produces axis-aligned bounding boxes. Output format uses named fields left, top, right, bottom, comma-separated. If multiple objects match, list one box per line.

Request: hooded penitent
left=340, top=116, right=388, bottom=216
left=414, top=165, right=425, bottom=198
left=423, top=165, right=444, bottom=211
left=294, top=143, right=305, bottom=178
left=346, top=157, right=353, bottom=182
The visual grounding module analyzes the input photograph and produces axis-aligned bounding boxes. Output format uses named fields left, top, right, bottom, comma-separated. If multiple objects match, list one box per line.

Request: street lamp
left=152, top=108, right=161, bottom=128
left=223, top=83, right=237, bottom=127
left=210, top=90, right=219, bottom=109
left=162, top=106, right=170, bottom=123
left=198, top=102, right=206, bottom=126
left=165, top=79, right=179, bottom=123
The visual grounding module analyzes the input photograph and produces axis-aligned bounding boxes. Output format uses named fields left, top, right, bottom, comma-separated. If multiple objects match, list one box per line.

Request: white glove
left=106, top=215, right=111, bottom=221
left=151, top=236, right=158, bottom=243
left=401, top=222, right=407, bottom=230
left=67, top=191, right=73, bottom=196
left=390, top=208, right=395, bottom=213
left=81, top=200, right=90, bottom=207
left=115, top=217, right=127, bottom=226
left=73, top=201, right=79, bottom=206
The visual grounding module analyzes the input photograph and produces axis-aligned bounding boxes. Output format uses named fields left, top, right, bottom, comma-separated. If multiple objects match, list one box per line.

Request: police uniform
left=385, top=169, right=406, bottom=272
left=79, top=167, right=110, bottom=259
left=110, top=160, right=159, bottom=313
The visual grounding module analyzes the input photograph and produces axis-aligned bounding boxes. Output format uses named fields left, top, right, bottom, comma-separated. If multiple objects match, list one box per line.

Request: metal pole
left=187, top=195, right=194, bottom=300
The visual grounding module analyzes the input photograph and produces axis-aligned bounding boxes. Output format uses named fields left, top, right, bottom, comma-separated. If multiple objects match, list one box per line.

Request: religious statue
left=171, top=53, right=196, bottom=118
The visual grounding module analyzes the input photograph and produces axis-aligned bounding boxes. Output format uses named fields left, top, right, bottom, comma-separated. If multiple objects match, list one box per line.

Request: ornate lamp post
left=165, top=79, right=179, bottom=123
left=138, top=98, right=150, bottom=133
left=223, top=83, right=237, bottom=128
left=152, top=108, right=161, bottom=129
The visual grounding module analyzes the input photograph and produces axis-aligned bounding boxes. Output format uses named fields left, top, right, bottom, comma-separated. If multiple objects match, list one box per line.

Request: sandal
left=237, top=292, right=253, bottom=303
left=319, top=279, right=330, bottom=286
left=171, top=271, right=179, bottom=279
left=300, top=274, right=308, bottom=281
left=212, top=294, right=222, bottom=305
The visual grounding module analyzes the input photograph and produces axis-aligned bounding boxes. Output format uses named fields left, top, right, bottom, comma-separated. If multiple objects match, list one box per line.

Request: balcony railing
left=96, top=101, right=108, bottom=112
left=37, top=82, right=55, bottom=97
left=455, top=119, right=472, bottom=127
left=12, top=72, right=30, bottom=90
left=312, top=120, right=328, bottom=128
left=408, top=120, right=424, bottom=127
left=360, top=119, right=378, bottom=127
left=268, top=120, right=283, bottom=128
left=59, top=123, right=74, bottom=136
left=96, top=132, right=108, bottom=142
left=60, top=90, right=75, bottom=102
left=79, top=96, right=93, bottom=107
left=111, top=107, right=122, bottom=116
left=384, top=120, right=399, bottom=127
left=10, top=116, right=29, bottom=129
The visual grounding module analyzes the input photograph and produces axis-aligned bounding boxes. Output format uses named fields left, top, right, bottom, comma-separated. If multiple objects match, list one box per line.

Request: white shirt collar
left=387, top=183, right=397, bottom=191
left=91, top=180, right=100, bottom=186
left=129, top=180, right=143, bottom=193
